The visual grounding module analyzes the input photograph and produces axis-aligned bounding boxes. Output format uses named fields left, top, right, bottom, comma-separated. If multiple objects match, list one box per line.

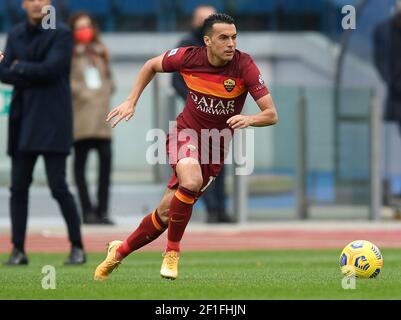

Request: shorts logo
left=187, top=144, right=197, bottom=152
left=223, top=79, right=236, bottom=92
left=168, top=48, right=178, bottom=57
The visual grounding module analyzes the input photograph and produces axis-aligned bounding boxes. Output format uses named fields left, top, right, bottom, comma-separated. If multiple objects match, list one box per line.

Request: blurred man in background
left=0, top=0, right=86, bottom=265
left=172, top=5, right=233, bottom=223
left=374, top=0, right=401, bottom=202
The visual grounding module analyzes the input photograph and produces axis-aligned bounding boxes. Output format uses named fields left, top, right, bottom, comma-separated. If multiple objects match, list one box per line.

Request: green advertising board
left=0, top=89, right=12, bottom=116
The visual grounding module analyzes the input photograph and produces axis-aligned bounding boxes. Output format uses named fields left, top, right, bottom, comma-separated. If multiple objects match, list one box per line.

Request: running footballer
left=94, top=13, right=278, bottom=281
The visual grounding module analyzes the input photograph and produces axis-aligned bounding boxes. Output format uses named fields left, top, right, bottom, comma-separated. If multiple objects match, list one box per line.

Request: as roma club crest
left=223, top=79, right=236, bottom=92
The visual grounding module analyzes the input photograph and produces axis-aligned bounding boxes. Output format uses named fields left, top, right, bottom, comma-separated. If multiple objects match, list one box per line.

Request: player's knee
left=179, top=176, right=203, bottom=192
left=176, top=158, right=203, bottom=192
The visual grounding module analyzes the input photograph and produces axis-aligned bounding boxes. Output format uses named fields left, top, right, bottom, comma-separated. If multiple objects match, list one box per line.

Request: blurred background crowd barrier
left=0, top=0, right=399, bottom=222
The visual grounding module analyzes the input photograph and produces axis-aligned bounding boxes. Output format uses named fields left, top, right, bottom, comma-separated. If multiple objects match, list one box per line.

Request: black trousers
left=10, top=152, right=83, bottom=251
left=73, top=139, right=112, bottom=218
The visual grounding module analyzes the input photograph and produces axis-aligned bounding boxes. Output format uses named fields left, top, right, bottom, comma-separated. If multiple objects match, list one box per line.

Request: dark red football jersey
left=162, top=46, right=269, bottom=133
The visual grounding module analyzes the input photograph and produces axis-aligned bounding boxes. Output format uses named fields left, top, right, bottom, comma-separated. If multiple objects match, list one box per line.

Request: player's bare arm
left=226, top=94, right=278, bottom=129
left=106, top=53, right=165, bottom=128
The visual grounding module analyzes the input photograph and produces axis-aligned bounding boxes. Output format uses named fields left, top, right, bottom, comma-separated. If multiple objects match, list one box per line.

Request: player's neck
left=206, top=49, right=229, bottom=67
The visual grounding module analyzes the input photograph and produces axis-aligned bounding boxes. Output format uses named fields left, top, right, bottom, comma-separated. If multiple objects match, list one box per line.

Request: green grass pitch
left=1, top=249, right=400, bottom=299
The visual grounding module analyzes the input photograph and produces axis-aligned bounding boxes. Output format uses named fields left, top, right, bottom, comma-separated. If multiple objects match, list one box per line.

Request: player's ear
left=204, top=35, right=211, bottom=47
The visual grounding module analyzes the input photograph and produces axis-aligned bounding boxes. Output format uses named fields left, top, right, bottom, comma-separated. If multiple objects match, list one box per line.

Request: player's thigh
left=176, top=157, right=203, bottom=191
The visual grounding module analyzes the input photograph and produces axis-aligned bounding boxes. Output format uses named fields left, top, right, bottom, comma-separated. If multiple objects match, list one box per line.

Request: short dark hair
left=202, top=13, right=235, bottom=36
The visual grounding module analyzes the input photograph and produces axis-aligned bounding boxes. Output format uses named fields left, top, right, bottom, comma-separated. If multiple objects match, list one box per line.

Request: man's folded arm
left=0, top=36, right=32, bottom=88
left=11, top=29, right=73, bottom=83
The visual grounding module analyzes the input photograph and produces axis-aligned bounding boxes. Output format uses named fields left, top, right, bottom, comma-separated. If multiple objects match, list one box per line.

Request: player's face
left=206, top=23, right=237, bottom=62
left=23, top=0, right=51, bottom=22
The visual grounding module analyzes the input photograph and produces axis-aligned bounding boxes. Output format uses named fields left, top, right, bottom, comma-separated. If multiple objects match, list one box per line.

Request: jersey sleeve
left=242, top=58, right=269, bottom=101
left=162, top=47, right=190, bottom=73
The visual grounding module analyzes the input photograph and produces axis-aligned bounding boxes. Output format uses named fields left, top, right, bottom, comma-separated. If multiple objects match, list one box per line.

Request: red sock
left=167, top=186, right=197, bottom=253
left=117, top=209, right=167, bottom=259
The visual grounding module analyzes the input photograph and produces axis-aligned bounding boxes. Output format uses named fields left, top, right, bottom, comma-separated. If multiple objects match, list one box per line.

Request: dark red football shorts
left=166, top=128, right=226, bottom=192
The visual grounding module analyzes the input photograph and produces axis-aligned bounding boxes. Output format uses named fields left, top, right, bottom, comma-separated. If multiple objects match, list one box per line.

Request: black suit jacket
left=0, top=21, right=73, bottom=156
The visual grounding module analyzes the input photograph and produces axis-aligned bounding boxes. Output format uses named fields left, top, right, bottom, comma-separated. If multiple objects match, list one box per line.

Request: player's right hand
left=106, top=99, right=135, bottom=128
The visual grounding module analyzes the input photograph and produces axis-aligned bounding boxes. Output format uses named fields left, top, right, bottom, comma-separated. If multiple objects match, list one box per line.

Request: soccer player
left=173, top=5, right=233, bottom=224
left=94, top=13, right=278, bottom=281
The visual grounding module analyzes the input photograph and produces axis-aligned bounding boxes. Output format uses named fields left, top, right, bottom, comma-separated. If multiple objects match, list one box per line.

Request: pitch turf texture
left=1, top=249, right=400, bottom=299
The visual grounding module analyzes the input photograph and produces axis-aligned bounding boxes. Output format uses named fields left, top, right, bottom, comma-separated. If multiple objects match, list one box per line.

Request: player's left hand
left=0, top=51, right=4, bottom=63
left=227, top=115, right=252, bottom=129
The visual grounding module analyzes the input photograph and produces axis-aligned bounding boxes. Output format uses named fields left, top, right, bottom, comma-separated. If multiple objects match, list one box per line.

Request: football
left=339, top=240, right=383, bottom=278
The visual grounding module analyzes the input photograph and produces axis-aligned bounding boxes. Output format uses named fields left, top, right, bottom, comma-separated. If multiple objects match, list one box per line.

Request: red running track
left=0, top=229, right=400, bottom=253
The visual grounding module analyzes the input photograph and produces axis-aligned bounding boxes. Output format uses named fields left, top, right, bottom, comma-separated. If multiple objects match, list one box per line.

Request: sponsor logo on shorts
left=145, top=121, right=255, bottom=176
left=187, top=144, right=197, bottom=152
left=168, top=48, right=179, bottom=57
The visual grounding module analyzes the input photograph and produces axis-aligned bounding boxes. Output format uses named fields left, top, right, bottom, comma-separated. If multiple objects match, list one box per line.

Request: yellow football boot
left=93, top=240, right=123, bottom=281
left=160, top=250, right=179, bottom=280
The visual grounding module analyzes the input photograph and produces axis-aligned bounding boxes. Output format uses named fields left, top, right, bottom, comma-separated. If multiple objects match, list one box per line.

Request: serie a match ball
left=339, top=240, right=383, bottom=279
